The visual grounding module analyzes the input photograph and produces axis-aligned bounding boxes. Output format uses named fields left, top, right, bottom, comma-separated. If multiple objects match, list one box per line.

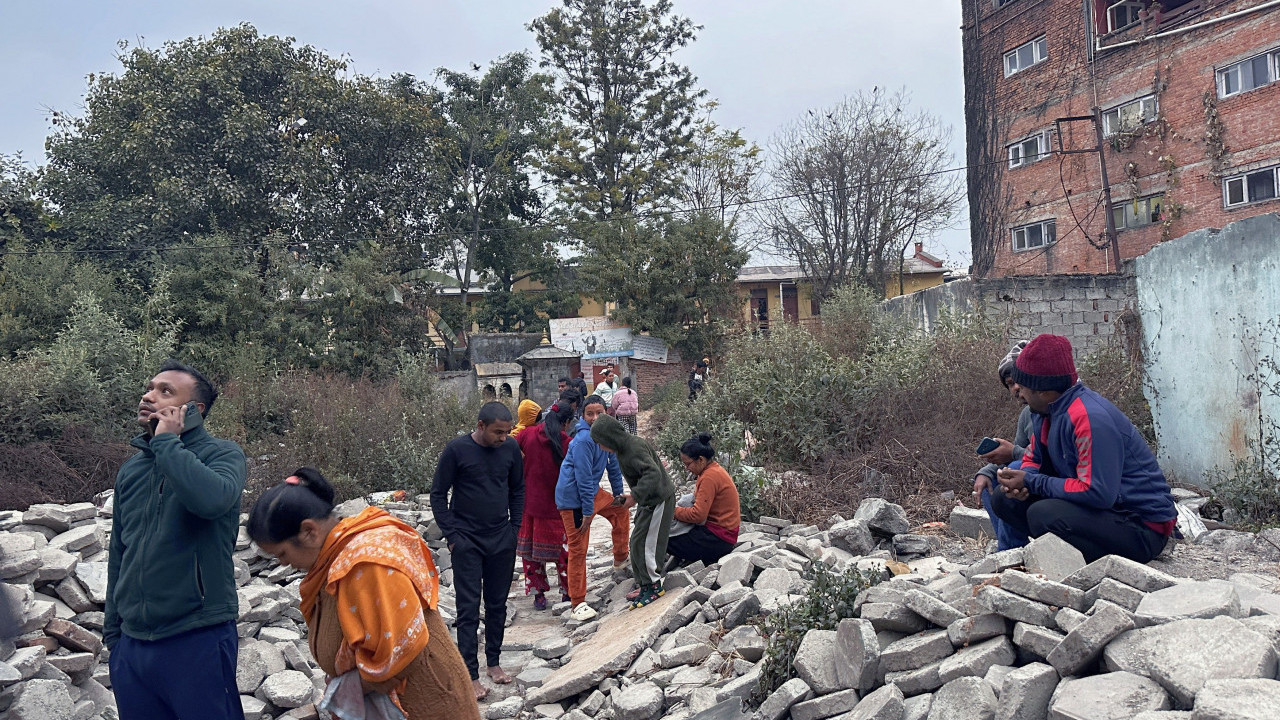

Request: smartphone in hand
left=976, top=437, right=1000, bottom=455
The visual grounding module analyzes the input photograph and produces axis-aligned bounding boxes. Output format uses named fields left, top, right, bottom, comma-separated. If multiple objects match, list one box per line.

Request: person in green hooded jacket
left=105, top=360, right=247, bottom=720
left=590, top=414, right=676, bottom=607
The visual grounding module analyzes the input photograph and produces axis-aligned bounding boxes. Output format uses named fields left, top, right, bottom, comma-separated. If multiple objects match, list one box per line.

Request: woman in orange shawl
left=248, top=467, right=480, bottom=720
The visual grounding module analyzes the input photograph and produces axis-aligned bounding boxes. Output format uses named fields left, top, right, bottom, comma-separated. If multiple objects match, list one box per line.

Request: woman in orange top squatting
left=667, top=433, right=741, bottom=567
left=248, top=467, right=480, bottom=720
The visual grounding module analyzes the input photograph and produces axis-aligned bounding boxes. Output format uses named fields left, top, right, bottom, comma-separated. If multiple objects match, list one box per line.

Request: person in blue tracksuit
left=989, top=334, right=1177, bottom=563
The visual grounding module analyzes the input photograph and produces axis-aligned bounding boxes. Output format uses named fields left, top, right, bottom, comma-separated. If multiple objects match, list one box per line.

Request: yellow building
left=737, top=244, right=948, bottom=326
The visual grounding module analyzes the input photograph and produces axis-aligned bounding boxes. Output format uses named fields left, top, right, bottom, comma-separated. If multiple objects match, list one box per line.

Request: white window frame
left=1008, top=130, right=1052, bottom=168
left=1106, top=1, right=1145, bottom=34
left=1102, top=95, right=1158, bottom=137
left=1111, top=195, right=1163, bottom=230
left=1011, top=219, right=1057, bottom=252
left=1217, top=50, right=1280, bottom=98
left=1223, top=165, right=1280, bottom=208
left=1004, top=36, right=1048, bottom=77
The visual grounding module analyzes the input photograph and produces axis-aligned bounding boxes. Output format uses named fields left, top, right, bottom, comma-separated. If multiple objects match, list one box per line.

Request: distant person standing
left=572, top=373, right=589, bottom=402
left=688, top=360, right=709, bottom=401
left=595, top=369, right=619, bottom=410
left=612, top=377, right=640, bottom=434
left=106, top=360, right=246, bottom=720
left=430, top=402, right=524, bottom=701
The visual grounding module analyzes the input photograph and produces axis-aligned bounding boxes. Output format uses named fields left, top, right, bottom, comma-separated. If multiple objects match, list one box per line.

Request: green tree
left=1, top=154, right=49, bottom=248
left=471, top=226, right=580, bottom=333
left=427, top=52, right=558, bottom=326
left=583, top=213, right=746, bottom=357
left=677, top=102, right=763, bottom=234
left=41, top=25, right=442, bottom=270
left=529, top=0, right=706, bottom=226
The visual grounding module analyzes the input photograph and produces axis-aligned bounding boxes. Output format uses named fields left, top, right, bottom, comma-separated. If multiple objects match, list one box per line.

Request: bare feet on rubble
left=472, top=678, right=489, bottom=701
left=487, top=665, right=514, bottom=684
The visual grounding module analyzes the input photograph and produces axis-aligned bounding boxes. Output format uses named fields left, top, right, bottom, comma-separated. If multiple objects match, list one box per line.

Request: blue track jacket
left=555, top=418, right=625, bottom=516
left=1022, top=383, right=1176, bottom=523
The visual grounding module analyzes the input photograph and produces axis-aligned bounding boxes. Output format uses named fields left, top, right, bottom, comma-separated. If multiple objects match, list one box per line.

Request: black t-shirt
left=429, top=434, right=524, bottom=540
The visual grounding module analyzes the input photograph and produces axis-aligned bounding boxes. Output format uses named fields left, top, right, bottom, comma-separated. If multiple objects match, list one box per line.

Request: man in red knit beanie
left=988, top=334, right=1177, bottom=563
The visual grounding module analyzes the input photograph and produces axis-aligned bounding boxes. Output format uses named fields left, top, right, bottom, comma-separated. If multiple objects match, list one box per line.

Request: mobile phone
left=976, top=437, right=1000, bottom=455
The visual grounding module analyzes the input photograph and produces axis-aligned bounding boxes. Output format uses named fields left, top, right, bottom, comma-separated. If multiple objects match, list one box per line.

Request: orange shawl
left=300, top=507, right=441, bottom=682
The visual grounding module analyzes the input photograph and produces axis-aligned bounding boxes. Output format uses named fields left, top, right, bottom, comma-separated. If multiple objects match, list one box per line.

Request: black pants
left=667, top=524, right=734, bottom=566
left=110, top=621, right=245, bottom=720
left=988, top=493, right=1166, bottom=563
left=451, top=525, right=518, bottom=679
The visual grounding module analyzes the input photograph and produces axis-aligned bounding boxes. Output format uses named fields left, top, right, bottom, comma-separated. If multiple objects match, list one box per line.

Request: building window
left=1008, top=131, right=1052, bottom=168
left=1111, top=196, right=1163, bottom=230
left=1223, top=165, right=1279, bottom=208
left=1004, top=36, right=1048, bottom=77
left=993, top=0, right=1019, bottom=8
left=1106, top=1, right=1144, bottom=34
left=1217, top=51, right=1279, bottom=98
left=1102, top=95, right=1157, bottom=136
left=1011, top=220, right=1056, bottom=252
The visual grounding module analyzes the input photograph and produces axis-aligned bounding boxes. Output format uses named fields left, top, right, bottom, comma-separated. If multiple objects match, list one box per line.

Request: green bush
left=749, top=561, right=883, bottom=707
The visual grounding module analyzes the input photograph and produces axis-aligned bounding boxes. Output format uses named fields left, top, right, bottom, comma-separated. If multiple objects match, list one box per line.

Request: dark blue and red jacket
left=1021, top=383, right=1177, bottom=534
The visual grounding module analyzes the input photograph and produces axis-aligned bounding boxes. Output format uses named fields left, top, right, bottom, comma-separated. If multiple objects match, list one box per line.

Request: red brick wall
left=965, top=0, right=1280, bottom=277
left=632, top=355, right=688, bottom=410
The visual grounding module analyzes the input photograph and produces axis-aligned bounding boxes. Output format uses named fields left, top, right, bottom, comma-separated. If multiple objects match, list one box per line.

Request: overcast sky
left=1, top=1, right=971, bottom=263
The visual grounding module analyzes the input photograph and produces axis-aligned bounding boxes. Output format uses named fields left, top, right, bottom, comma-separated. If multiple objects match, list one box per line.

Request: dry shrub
left=0, top=427, right=131, bottom=510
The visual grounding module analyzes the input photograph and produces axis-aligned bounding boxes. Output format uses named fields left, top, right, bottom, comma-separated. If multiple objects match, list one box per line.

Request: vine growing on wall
left=1202, top=91, right=1229, bottom=178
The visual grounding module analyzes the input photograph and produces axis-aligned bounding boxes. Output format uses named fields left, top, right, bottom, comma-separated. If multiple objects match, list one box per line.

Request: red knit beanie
left=1010, top=334, right=1078, bottom=392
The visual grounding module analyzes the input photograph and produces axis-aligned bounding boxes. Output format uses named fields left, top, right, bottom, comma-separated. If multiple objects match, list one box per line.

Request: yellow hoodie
left=512, top=399, right=542, bottom=438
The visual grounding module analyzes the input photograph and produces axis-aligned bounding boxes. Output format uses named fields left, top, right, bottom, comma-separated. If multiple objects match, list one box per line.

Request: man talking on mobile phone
left=105, top=360, right=247, bottom=720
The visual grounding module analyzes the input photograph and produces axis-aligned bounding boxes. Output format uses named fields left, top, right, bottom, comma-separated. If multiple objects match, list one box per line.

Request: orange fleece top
left=673, top=461, right=741, bottom=540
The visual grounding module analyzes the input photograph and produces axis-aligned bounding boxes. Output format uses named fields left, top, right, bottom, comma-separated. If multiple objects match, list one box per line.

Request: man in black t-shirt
left=430, top=402, right=525, bottom=701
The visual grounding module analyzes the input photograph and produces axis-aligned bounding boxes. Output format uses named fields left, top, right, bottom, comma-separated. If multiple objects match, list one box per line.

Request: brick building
left=962, top=0, right=1280, bottom=278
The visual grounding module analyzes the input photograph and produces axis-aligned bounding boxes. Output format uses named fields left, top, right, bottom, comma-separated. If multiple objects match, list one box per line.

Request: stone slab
left=1048, top=672, right=1170, bottom=720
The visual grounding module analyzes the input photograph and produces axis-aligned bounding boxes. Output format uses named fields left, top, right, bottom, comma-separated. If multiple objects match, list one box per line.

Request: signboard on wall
left=550, top=317, right=635, bottom=359
left=631, top=335, right=670, bottom=364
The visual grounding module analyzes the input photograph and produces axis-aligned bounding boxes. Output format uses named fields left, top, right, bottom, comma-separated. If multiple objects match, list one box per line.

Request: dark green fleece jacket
left=590, top=414, right=675, bottom=507
left=104, top=403, right=246, bottom=648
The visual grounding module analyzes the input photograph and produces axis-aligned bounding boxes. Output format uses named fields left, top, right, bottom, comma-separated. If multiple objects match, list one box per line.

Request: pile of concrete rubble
left=1, top=489, right=1279, bottom=720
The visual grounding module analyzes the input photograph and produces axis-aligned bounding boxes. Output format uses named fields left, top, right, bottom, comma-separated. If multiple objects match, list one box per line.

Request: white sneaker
left=569, top=603, right=598, bottom=622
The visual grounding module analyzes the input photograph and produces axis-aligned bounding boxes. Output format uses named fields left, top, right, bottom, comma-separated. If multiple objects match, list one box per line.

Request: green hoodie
left=590, top=414, right=675, bottom=507
left=104, top=402, right=246, bottom=648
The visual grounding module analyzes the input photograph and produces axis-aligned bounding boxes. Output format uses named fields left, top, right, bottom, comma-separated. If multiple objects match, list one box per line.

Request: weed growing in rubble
left=747, top=561, right=884, bottom=708
left=1209, top=322, right=1280, bottom=529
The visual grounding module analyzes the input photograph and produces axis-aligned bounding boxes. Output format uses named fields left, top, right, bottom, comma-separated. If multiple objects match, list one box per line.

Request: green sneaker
left=630, top=582, right=665, bottom=609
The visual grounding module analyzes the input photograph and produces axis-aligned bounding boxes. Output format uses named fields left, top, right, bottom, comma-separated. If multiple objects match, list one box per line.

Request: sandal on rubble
left=534, top=593, right=547, bottom=611
left=630, top=583, right=665, bottom=609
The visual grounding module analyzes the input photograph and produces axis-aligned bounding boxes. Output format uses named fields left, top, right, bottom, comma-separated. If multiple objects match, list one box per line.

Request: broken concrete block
left=615, top=682, right=664, bottom=720
left=847, top=683, right=905, bottom=720
left=718, top=625, right=767, bottom=662
left=964, top=548, right=1025, bottom=578
left=948, top=614, right=1009, bottom=648
left=1191, top=678, right=1280, bottom=720
left=905, top=589, right=966, bottom=627
left=996, top=662, right=1059, bottom=720
left=1048, top=672, right=1170, bottom=720
left=793, top=629, right=847, bottom=695
left=829, top=519, right=877, bottom=556
left=716, top=554, right=753, bottom=589
left=1104, top=556, right=1178, bottom=593
left=1021, top=534, right=1086, bottom=583
left=881, top=630, right=954, bottom=673
left=1134, top=580, right=1243, bottom=624
left=1061, top=558, right=1110, bottom=592
left=1092, top=577, right=1147, bottom=612
left=790, top=688, right=860, bottom=720
left=862, top=602, right=928, bottom=634
left=927, top=676, right=996, bottom=720
left=755, top=678, right=812, bottom=720
left=949, top=506, right=995, bottom=541
left=854, top=498, right=910, bottom=537
left=1047, top=601, right=1134, bottom=676
left=937, top=636, right=1015, bottom=684
left=1054, top=607, right=1088, bottom=634
left=999, top=570, right=1088, bottom=612
left=1012, top=623, right=1064, bottom=661
left=903, top=693, right=933, bottom=720
left=977, top=586, right=1056, bottom=626
left=835, top=617, right=881, bottom=691
left=884, top=659, right=945, bottom=696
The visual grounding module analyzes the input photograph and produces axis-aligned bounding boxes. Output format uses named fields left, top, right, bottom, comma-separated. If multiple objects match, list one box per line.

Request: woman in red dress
left=514, top=403, right=575, bottom=609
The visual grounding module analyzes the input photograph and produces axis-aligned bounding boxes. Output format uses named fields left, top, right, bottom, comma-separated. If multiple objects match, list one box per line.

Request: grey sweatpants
left=630, top=497, right=675, bottom=587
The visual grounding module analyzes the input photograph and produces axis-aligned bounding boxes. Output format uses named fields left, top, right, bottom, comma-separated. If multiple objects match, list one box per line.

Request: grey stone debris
left=1191, top=678, right=1280, bottom=720
left=903, top=693, right=933, bottom=720
left=790, top=688, right=861, bottom=720
left=793, top=629, right=848, bottom=695
left=847, top=683, right=905, bottom=720
left=1103, top=556, right=1178, bottom=593
left=862, top=603, right=928, bottom=634
left=1134, top=580, right=1243, bottom=624
left=615, top=682, right=664, bottom=720
left=1048, top=672, right=1170, bottom=720
left=881, top=630, right=954, bottom=674
left=999, top=570, right=1088, bottom=612
left=829, top=519, right=877, bottom=556
left=937, top=636, right=1015, bottom=684
left=1092, top=577, right=1147, bottom=612
left=718, top=625, right=766, bottom=662
left=1047, top=601, right=1134, bottom=677
left=948, top=614, right=1009, bottom=647
left=755, top=678, right=812, bottom=720
left=996, top=662, right=1059, bottom=720
left=836, top=617, right=882, bottom=691
left=905, top=590, right=966, bottom=627
left=927, top=676, right=996, bottom=720
left=1012, top=623, right=1064, bottom=661
left=1021, top=534, right=1086, bottom=583
left=1101, top=617, right=1277, bottom=708
left=258, top=670, right=313, bottom=708
left=487, top=696, right=525, bottom=719
left=976, top=586, right=1056, bottom=626
left=716, top=554, right=754, bottom=588
left=949, top=506, right=995, bottom=541
left=7, top=678, right=76, bottom=720
left=884, top=659, right=945, bottom=696
left=854, top=498, right=911, bottom=537
left=894, top=534, right=935, bottom=558
left=535, top=635, right=573, bottom=660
